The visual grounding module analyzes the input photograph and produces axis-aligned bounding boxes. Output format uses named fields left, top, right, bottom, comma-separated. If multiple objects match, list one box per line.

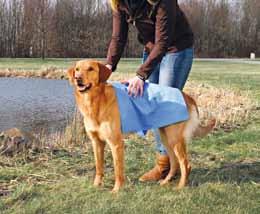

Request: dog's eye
left=87, top=66, right=94, bottom=71
left=75, top=67, right=80, bottom=72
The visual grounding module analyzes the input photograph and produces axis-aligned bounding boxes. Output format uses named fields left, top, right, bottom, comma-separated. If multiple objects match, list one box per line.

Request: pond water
left=0, top=78, right=76, bottom=133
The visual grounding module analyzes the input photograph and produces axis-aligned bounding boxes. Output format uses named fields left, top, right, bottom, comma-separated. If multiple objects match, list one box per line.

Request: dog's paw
left=110, top=181, right=124, bottom=193
left=93, top=182, right=103, bottom=187
left=176, top=181, right=187, bottom=189
left=159, top=179, right=170, bottom=186
left=93, top=176, right=103, bottom=187
left=110, top=188, right=119, bottom=194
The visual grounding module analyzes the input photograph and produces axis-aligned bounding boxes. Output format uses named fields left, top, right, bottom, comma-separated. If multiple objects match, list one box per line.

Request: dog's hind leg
left=88, top=132, right=106, bottom=187
left=106, top=134, right=125, bottom=193
left=173, top=138, right=190, bottom=189
left=158, top=128, right=179, bottom=186
left=182, top=141, right=191, bottom=177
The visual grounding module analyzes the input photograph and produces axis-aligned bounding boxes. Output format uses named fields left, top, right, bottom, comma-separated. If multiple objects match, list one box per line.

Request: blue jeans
left=143, top=48, right=194, bottom=155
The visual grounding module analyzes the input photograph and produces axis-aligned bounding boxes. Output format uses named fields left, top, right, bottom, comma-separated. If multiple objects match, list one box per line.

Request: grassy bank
left=0, top=59, right=260, bottom=213
left=0, top=58, right=138, bottom=72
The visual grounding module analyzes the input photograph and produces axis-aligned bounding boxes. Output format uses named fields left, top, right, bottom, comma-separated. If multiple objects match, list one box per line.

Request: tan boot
left=139, top=153, right=170, bottom=182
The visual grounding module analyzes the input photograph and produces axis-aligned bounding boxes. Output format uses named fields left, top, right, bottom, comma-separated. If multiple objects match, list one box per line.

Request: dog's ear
left=98, top=63, right=112, bottom=83
left=67, top=67, right=75, bottom=85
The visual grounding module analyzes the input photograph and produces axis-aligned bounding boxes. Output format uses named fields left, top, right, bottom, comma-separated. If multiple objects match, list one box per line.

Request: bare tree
left=0, top=0, right=259, bottom=58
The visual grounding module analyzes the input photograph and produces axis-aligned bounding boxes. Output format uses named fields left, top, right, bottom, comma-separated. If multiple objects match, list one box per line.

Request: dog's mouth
left=76, top=82, right=92, bottom=92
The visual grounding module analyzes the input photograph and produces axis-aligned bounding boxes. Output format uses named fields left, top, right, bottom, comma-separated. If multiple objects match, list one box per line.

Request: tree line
left=0, top=0, right=259, bottom=58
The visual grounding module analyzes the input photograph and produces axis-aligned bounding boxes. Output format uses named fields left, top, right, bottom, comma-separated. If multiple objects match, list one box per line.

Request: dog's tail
left=193, top=118, right=216, bottom=138
left=183, top=93, right=216, bottom=142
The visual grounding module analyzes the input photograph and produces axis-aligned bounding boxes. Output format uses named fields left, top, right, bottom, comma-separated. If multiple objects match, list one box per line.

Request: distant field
left=0, top=58, right=80, bottom=70
left=0, top=57, right=259, bottom=70
left=0, top=58, right=260, bottom=214
left=0, top=58, right=141, bottom=70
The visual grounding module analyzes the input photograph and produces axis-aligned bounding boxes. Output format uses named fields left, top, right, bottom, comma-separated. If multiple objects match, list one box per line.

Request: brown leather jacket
left=106, top=0, right=194, bottom=79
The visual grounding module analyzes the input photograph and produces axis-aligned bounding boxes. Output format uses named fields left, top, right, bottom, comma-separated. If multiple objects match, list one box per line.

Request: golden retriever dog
left=67, top=60, right=215, bottom=193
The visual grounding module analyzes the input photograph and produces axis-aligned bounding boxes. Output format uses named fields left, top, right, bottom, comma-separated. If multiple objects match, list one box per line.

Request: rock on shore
left=0, top=128, right=38, bottom=156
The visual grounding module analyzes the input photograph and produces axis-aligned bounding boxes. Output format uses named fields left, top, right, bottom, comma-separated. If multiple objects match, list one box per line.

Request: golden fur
left=67, top=60, right=215, bottom=193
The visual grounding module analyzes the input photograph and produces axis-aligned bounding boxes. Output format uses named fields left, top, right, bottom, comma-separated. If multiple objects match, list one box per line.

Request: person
left=105, top=0, right=194, bottom=181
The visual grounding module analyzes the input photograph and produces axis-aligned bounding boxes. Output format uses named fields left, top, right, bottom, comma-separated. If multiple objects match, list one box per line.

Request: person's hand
left=122, top=76, right=144, bottom=97
left=105, top=64, right=112, bottom=71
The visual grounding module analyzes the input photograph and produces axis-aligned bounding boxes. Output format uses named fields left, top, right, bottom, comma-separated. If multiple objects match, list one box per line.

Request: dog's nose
left=75, top=72, right=83, bottom=85
left=75, top=72, right=82, bottom=80
left=76, top=79, right=83, bottom=85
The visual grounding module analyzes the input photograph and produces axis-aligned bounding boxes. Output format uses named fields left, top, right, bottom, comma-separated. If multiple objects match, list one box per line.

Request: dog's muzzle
left=76, top=79, right=92, bottom=92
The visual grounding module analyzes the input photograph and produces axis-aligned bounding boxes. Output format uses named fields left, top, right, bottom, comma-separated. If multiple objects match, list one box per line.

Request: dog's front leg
left=107, top=135, right=124, bottom=193
left=88, top=132, right=105, bottom=187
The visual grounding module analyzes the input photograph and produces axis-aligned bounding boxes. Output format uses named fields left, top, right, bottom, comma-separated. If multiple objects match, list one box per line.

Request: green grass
left=0, top=58, right=140, bottom=71
left=190, top=62, right=260, bottom=98
left=0, top=58, right=260, bottom=213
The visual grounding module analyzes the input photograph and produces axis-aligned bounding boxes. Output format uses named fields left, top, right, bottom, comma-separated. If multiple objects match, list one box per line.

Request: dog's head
left=67, top=60, right=112, bottom=93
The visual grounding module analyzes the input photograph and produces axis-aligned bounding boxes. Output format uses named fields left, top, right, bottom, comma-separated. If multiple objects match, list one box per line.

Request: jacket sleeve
left=106, top=9, right=129, bottom=71
left=137, top=0, right=176, bottom=79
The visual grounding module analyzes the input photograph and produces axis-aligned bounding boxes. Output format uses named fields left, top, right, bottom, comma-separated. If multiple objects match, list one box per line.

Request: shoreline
left=0, top=68, right=67, bottom=80
left=0, top=68, right=135, bottom=80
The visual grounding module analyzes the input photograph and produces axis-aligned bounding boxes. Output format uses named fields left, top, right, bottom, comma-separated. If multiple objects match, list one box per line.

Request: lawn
left=0, top=58, right=75, bottom=70
left=0, top=58, right=260, bottom=214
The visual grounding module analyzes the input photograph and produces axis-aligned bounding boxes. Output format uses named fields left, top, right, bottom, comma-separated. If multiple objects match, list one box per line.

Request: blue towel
left=111, top=82, right=189, bottom=135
